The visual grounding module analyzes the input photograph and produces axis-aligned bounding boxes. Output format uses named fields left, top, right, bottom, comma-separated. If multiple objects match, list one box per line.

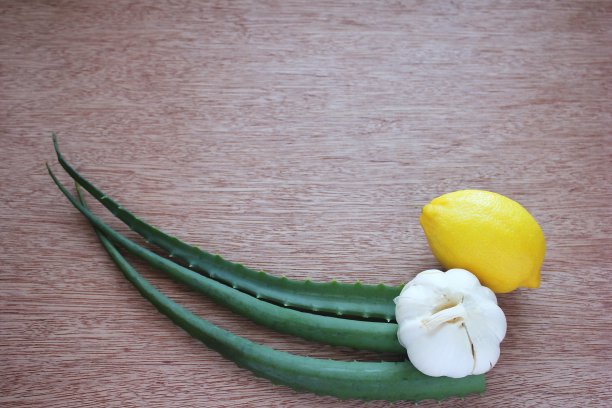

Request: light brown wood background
left=1, top=1, right=611, bottom=407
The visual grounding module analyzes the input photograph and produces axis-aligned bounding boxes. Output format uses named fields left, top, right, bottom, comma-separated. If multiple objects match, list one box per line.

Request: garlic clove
left=408, top=269, right=448, bottom=288
left=462, top=296, right=507, bottom=374
left=444, top=268, right=482, bottom=290
left=478, top=284, right=499, bottom=305
left=404, top=320, right=475, bottom=378
left=463, top=295, right=507, bottom=342
left=394, top=284, right=443, bottom=322
left=466, top=324, right=502, bottom=375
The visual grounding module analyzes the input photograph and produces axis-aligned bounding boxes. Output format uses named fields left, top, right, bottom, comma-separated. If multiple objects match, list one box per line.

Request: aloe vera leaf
left=49, top=165, right=403, bottom=352
left=52, top=134, right=402, bottom=320
left=85, top=202, right=486, bottom=401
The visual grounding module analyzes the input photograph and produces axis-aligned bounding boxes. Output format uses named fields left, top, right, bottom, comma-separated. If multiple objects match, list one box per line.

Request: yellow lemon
left=420, top=190, right=545, bottom=293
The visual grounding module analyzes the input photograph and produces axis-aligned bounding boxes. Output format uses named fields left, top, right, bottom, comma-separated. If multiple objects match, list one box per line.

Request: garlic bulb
left=394, top=269, right=506, bottom=378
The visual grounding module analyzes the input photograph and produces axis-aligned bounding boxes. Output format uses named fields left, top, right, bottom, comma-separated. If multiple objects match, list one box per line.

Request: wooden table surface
left=1, top=1, right=611, bottom=407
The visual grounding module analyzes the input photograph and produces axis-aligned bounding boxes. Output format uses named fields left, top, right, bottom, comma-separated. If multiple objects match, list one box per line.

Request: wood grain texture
left=1, top=0, right=611, bottom=406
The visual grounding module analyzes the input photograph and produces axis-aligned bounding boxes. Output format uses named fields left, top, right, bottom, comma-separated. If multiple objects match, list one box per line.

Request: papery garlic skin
left=394, top=269, right=506, bottom=378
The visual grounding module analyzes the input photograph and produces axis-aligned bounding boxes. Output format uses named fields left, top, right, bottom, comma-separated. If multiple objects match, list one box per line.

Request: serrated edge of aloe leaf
left=66, top=180, right=402, bottom=353
left=86, top=203, right=486, bottom=401
left=52, top=133, right=402, bottom=320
